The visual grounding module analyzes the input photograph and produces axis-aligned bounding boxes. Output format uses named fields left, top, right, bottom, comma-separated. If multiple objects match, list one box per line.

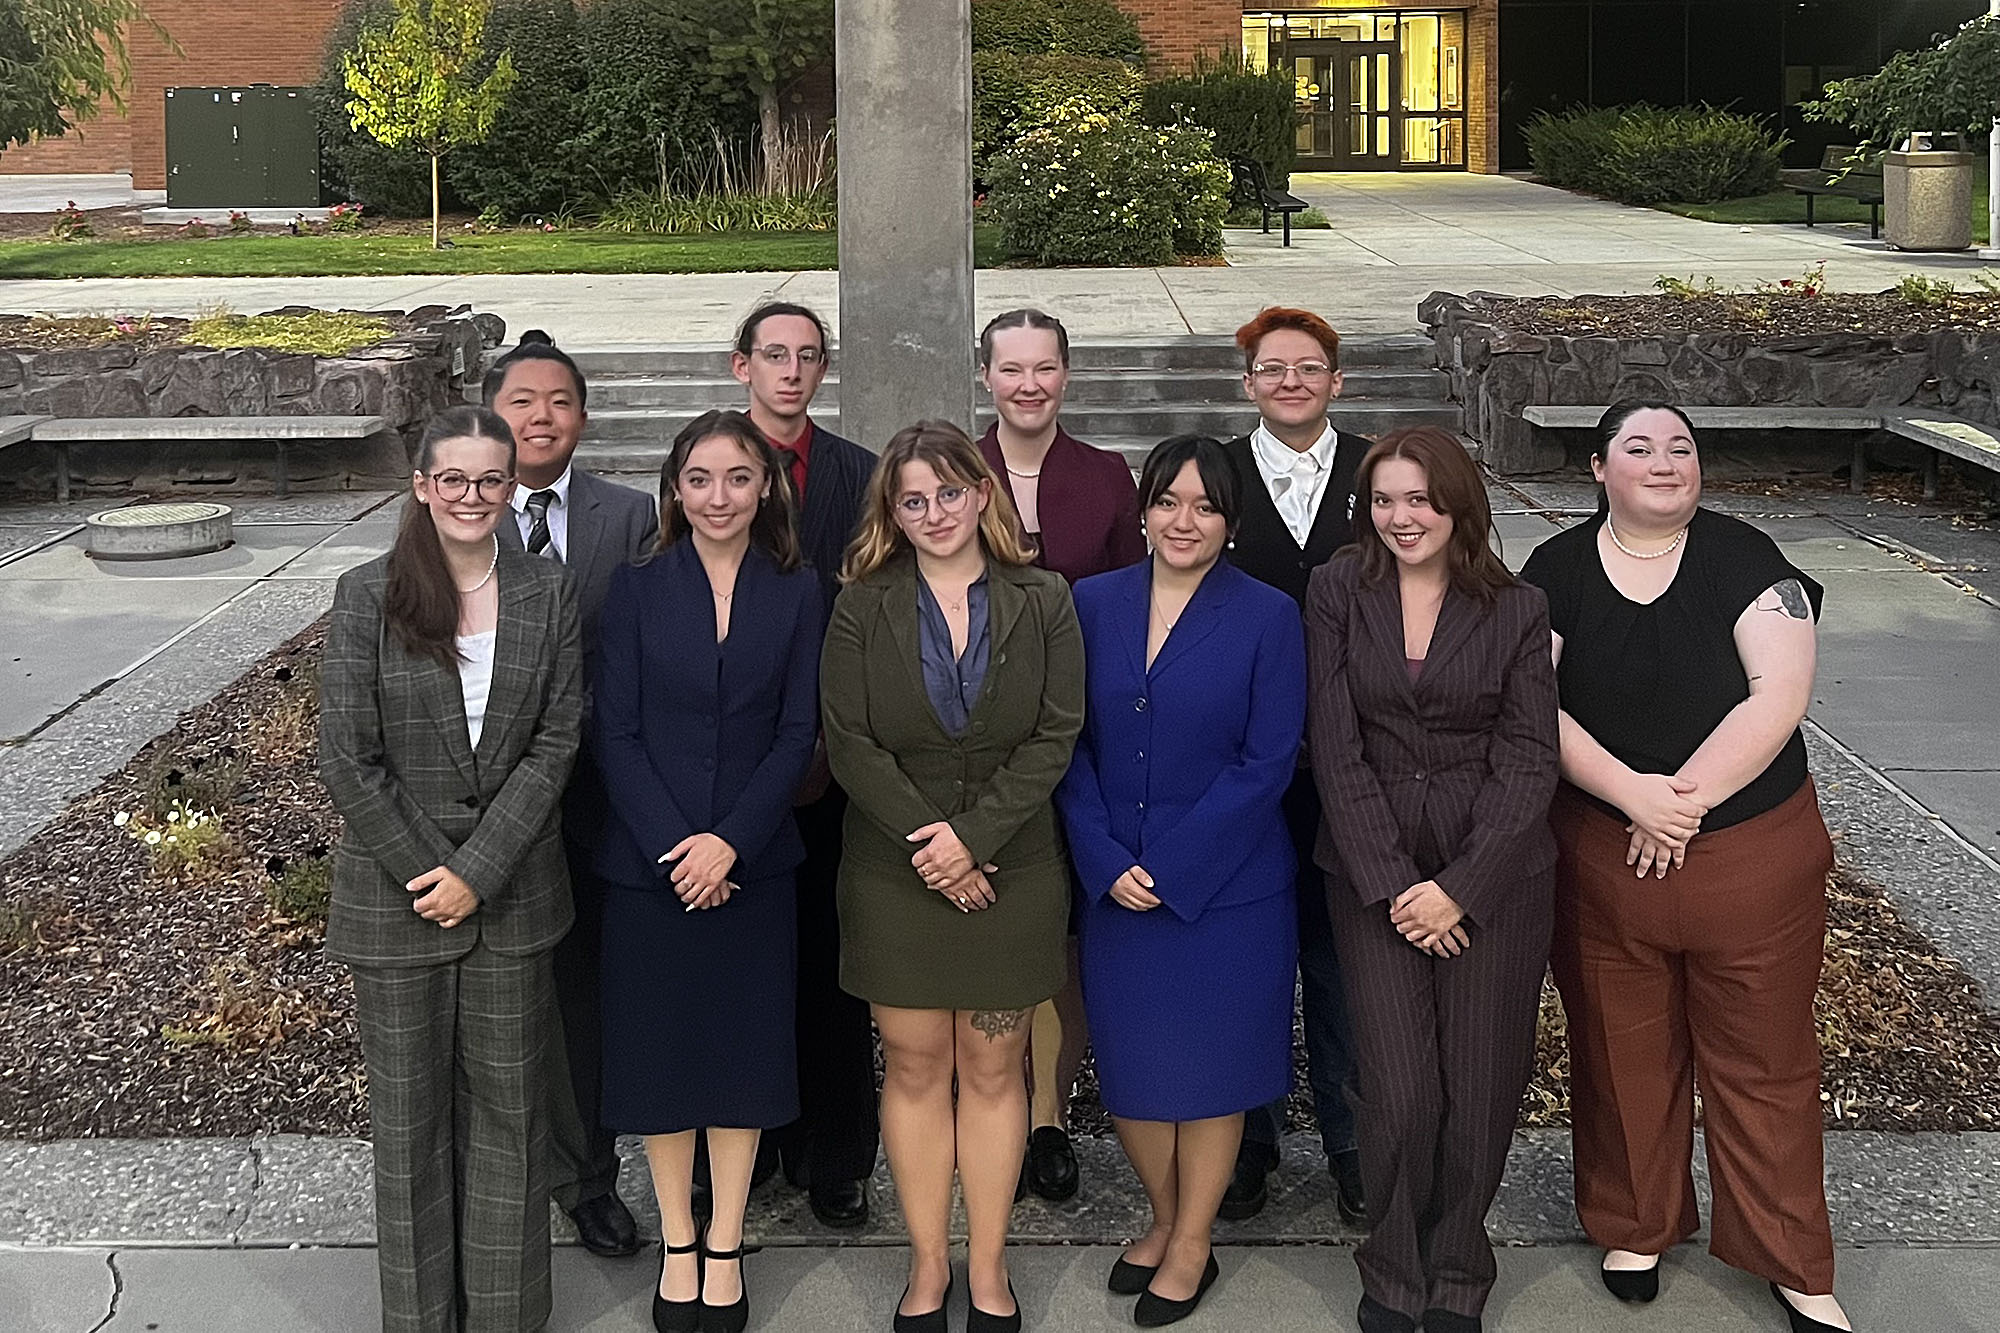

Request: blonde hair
left=841, top=420, right=1036, bottom=584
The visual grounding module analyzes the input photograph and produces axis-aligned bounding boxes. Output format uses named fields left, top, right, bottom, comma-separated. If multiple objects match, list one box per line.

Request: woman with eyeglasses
left=821, top=421, right=1085, bottom=1333
left=975, top=306, right=1147, bottom=1204
left=320, top=405, right=582, bottom=1333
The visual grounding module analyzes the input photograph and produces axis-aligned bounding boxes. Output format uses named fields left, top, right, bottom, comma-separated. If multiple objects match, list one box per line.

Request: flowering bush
left=227, top=210, right=254, bottom=234
left=326, top=202, right=364, bottom=233
left=117, top=801, right=229, bottom=883
left=985, top=107, right=1230, bottom=267
left=176, top=217, right=211, bottom=239
left=49, top=201, right=91, bottom=240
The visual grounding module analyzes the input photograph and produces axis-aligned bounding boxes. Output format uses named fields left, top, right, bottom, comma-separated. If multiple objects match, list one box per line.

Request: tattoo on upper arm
left=1758, top=578, right=1811, bottom=621
left=970, top=1008, right=1031, bottom=1041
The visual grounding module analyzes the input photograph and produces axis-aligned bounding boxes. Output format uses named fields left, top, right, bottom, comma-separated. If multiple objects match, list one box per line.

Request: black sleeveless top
left=1519, top=507, right=1822, bottom=831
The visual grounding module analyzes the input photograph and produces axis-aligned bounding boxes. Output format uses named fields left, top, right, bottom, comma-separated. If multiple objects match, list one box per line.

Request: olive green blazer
left=822, top=552, right=1085, bottom=876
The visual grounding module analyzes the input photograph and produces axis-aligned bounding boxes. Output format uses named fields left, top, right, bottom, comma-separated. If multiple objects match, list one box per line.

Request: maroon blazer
left=978, top=424, right=1146, bottom=585
left=1303, top=551, right=1559, bottom=927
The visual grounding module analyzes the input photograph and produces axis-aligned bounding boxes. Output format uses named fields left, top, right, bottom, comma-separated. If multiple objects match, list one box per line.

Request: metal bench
left=27, top=415, right=390, bottom=502
left=1234, top=161, right=1311, bottom=247
left=1780, top=146, right=1885, bottom=239
left=1518, top=403, right=2000, bottom=498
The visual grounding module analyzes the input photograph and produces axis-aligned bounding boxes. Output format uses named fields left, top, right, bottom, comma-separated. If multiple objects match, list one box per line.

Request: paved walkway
left=0, top=174, right=1989, bottom=343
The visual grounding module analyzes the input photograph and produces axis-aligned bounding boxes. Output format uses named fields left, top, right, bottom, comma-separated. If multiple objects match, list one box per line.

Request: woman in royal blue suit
left=1057, top=434, right=1306, bottom=1329
left=593, top=410, right=822, bottom=1333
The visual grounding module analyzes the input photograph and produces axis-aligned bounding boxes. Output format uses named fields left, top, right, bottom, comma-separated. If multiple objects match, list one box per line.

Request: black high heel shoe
left=652, top=1236, right=702, bottom=1333
left=697, top=1241, right=748, bottom=1333
left=1770, top=1283, right=1850, bottom=1333
left=966, top=1278, right=1022, bottom=1333
left=1135, top=1256, right=1219, bottom=1328
left=1601, top=1255, right=1660, bottom=1304
left=892, top=1275, right=952, bottom=1333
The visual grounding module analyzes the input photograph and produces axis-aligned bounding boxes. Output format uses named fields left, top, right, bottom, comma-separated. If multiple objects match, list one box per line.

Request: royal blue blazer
left=1057, top=559, right=1306, bottom=922
left=591, top=540, right=824, bottom=890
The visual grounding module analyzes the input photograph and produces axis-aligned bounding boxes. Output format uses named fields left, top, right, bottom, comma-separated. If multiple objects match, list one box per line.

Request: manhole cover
left=86, top=502, right=234, bottom=561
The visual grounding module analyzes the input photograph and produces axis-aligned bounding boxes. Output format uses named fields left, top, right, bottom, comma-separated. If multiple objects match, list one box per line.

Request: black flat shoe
left=1601, top=1257, right=1660, bottom=1304
left=810, top=1177, right=870, bottom=1229
left=697, top=1242, right=748, bottom=1333
left=892, top=1276, right=951, bottom=1333
left=652, top=1237, right=702, bottom=1333
left=571, top=1190, right=641, bottom=1258
left=1331, top=1148, right=1367, bottom=1224
left=1025, top=1126, right=1080, bottom=1201
left=966, top=1279, right=1021, bottom=1333
left=1421, top=1309, right=1482, bottom=1332
left=1135, top=1256, right=1219, bottom=1329
left=1358, top=1294, right=1419, bottom=1333
left=1107, top=1254, right=1158, bottom=1296
left=1770, top=1283, right=1850, bottom=1332
left=1218, top=1146, right=1274, bottom=1222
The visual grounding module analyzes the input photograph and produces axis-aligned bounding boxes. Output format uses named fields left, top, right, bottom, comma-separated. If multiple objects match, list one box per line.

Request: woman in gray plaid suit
left=320, top=405, right=583, bottom=1333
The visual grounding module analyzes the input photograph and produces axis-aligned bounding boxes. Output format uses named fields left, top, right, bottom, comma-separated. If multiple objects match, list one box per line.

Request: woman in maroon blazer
left=1305, top=427, right=1560, bottom=1333
left=976, top=307, right=1146, bottom=1202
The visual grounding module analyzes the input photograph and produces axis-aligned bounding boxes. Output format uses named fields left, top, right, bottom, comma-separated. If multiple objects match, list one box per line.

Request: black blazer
left=1304, top=552, right=1560, bottom=927
left=1222, top=428, right=1373, bottom=607
left=798, top=422, right=877, bottom=619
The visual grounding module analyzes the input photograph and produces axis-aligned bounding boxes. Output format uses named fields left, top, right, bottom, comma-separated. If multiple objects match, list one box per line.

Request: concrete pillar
left=834, top=0, right=976, bottom=452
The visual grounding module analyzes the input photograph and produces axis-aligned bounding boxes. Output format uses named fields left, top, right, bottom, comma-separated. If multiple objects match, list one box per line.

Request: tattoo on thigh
left=1758, top=578, right=1811, bottom=620
left=970, top=1008, right=1030, bottom=1040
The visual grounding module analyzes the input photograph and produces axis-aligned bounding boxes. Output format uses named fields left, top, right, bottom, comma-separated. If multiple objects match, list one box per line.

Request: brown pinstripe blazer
left=1303, top=551, right=1559, bottom=927
left=319, top=548, right=583, bottom=968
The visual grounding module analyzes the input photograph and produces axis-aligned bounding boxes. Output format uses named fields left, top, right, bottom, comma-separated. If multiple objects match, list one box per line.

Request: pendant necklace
left=1606, top=518, right=1686, bottom=560
left=458, top=536, right=499, bottom=593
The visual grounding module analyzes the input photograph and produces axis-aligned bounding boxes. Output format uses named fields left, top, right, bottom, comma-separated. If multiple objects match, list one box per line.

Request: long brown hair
left=656, top=409, right=802, bottom=571
left=384, top=405, right=518, bottom=667
left=1349, top=427, right=1515, bottom=602
left=840, top=420, right=1036, bottom=584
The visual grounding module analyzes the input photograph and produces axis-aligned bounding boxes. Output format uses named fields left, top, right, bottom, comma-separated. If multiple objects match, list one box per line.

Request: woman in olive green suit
left=822, top=420, right=1084, bottom=1333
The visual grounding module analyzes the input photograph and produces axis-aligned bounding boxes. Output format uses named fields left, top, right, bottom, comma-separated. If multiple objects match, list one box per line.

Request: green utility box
left=164, top=86, right=321, bottom=208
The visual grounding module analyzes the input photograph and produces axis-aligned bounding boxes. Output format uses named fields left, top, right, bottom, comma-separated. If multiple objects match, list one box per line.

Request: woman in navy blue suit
left=1057, top=435, right=1306, bottom=1328
left=593, top=410, right=823, bottom=1333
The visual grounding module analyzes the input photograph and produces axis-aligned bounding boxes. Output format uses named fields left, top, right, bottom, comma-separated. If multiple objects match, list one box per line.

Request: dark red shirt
left=765, top=419, right=814, bottom=504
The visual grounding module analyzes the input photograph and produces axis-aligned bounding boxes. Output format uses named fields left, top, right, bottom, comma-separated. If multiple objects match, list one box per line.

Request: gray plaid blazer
left=320, top=548, right=583, bottom=968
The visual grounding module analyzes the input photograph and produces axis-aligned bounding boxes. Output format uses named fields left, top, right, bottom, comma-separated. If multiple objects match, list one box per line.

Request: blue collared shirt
left=916, top=572, right=990, bottom=736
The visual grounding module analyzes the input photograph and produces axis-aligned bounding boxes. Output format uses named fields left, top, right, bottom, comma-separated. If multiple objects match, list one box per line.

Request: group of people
left=319, top=301, right=1854, bottom=1333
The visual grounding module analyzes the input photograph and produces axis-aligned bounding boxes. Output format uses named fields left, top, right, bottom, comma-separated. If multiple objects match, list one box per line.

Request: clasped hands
left=1620, top=772, right=1709, bottom=879
left=1392, top=879, right=1468, bottom=957
left=408, top=866, right=480, bottom=928
left=660, top=832, right=739, bottom=910
left=907, top=822, right=999, bottom=912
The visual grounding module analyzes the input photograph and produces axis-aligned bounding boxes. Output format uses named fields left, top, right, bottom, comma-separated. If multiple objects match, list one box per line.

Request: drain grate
left=86, top=502, right=235, bottom=561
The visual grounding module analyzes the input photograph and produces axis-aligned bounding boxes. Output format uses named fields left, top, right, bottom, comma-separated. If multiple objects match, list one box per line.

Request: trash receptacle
left=1886, top=132, right=1974, bottom=252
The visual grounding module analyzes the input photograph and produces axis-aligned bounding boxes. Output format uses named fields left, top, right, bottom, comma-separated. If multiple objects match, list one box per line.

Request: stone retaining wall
left=0, top=308, right=506, bottom=496
left=1419, top=291, right=2000, bottom=473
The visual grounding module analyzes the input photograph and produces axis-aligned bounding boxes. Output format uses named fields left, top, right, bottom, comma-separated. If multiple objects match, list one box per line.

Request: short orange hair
left=1235, top=307, right=1341, bottom=372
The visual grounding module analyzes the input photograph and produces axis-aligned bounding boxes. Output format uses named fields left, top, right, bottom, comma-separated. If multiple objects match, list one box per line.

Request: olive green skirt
left=837, top=853, right=1068, bottom=1012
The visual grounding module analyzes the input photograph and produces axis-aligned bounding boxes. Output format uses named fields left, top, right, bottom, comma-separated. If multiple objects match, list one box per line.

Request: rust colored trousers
left=1550, top=779, right=1837, bottom=1295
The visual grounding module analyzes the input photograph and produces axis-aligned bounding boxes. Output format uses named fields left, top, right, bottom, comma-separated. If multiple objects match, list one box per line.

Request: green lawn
left=0, top=226, right=1012, bottom=279
left=1656, top=164, right=1991, bottom=245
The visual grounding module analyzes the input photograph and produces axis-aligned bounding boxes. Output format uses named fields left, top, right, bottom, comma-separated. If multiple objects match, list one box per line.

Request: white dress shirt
left=456, top=630, right=496, bottom=749
left=509, top=464, right=573, bottom=561
left=1249, top=419, right=1339, bottom=547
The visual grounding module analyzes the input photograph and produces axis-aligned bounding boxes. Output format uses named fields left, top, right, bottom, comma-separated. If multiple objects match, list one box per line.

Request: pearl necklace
left=457, top=536, right=499, bottom=592
left=1006, top=465, right=1042, bottom=479
left=1606, top=518, right=1686, bottom=560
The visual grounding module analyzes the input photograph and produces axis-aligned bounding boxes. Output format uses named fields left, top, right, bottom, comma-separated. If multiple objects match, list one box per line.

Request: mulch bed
left=1481, top=289, right=2000, bottom=339
left=2, top=628, right=1998, bottom=1141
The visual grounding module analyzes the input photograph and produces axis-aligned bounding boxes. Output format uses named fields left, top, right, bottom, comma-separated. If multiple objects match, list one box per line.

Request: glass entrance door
left=1290, top=39, right=1400, bottom=170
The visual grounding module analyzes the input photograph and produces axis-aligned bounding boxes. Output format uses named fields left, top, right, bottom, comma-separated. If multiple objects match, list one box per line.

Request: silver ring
left=957, top=895, right=969, bottom=906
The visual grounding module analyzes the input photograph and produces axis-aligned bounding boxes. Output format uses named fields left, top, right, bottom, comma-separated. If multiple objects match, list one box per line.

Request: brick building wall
left=1119, top=0, right=1242, bottom=68
left=0, top=107, right=132, bottom=175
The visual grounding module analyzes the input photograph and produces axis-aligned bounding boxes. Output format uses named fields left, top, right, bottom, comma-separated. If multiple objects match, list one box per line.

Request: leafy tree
left=1804, top=15, right=2000, bottom=156
left=450, top=0, right=591, bottom=219
left=694, top=0, right=832, bottom=187
left=566, top=0, right=745, bottom=197
left=0, top=0, right=163, bottom=153
left=343, top=0, right=517, bottom=247
left=314, top=0, right=434, bottom=216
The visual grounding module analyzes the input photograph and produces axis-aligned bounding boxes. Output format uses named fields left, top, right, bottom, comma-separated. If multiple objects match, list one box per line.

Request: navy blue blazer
left=798, top=422, right=876, bottom=619
left=1056, top=559, right=1306, bottom=922
left=590, top=540, right=824, bottom=889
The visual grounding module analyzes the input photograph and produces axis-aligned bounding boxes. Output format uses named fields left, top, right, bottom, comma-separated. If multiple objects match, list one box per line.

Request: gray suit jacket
left=320, top=549, right=583, bottom=968
left=499, top=468, right=658, bottom=668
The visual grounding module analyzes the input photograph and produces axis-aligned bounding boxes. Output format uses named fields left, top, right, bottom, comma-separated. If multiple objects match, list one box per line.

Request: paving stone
left=0, top=1140, right=253, bottom=1245
left=236, top=1136, right=373, bottom=1246
left=0, top=1246, right=114, bottom=1333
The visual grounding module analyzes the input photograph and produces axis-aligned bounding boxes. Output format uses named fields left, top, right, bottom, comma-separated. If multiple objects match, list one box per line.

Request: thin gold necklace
left=1607, top=518, right=1686, bottom=560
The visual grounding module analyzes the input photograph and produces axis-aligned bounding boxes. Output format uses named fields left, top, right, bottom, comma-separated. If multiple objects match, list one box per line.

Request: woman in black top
left=1519, top=402, right=1852, bottom=1333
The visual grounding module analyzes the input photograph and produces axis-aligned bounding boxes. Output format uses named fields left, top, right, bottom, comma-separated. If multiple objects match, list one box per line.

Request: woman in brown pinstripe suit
left=1305, top=428, right=1560, bottom=1333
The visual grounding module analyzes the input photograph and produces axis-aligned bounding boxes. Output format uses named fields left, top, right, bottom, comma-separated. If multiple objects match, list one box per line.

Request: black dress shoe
left=1770, top=1283, right=1849, bottom=1332
left=892, top=1277, right=950, bottom=1333
left=1024, top=1126, right=1080, bottom=1202
left=1601, top=1258, right=1660, bottom=1303
left=808, top=1177, right=869, bottom=1229
left=652, top=1237, right=701, bottom=1333
left=966, top=1279, right=1021, bottom=1333
left=1331, top=1148, right=1367, bottom=1224
left=1218, top=1147, right=1273, bottom=1221
left=571, top=1191, right=641, bottom=1258
left=1107, top=1254, right=1158, bottom=1296
left=1135, top=1256, right=1219, bottom=1328
left=1358, top=1294, right=1419, bottom=1333
left=696, top=1242, right=748, bottom=1333
left=1421, top=1309, right=1481, bottom=1333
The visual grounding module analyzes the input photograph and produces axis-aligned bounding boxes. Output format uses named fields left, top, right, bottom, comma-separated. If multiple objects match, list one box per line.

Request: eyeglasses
left=754, top=344, right=826, bottom=367
left=423, top=470, right=514, bottom=502
left=1249, top=360, right=1335, bottom=384
left=896, top=485, right=972, bottom=517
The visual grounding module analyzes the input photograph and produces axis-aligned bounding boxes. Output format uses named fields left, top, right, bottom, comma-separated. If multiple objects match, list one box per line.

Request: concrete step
left=585, top=366, right=1449, bottom=410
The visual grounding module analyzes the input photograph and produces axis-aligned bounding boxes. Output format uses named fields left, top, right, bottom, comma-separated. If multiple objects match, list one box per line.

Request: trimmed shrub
left=597, top=188, right=836, bottom=233
left=974, top=50, right=1142, bottom=185
left=971, top=0, right=1146, bottom=63
left=1141, top=55, right=1297, bottom=191
left=449, top=0, right=593, bottom=220
left=985, top=107, right=1230, bottom=267
left=1527, top=103, right=1787, bottom=205
left=312, top=0, right=436, bottom=215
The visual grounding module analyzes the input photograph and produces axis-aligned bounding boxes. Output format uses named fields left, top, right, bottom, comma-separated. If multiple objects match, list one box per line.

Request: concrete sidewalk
left=6, top=1241, right=1993, bottom=1332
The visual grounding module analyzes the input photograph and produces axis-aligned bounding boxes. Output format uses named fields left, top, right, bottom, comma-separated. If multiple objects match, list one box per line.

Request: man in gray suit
left=486, top=331, right=659, bottom=1258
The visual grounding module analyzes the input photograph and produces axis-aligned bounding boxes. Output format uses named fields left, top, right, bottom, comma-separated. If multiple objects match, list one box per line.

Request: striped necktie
left=524, top=489, right=559, bottom=560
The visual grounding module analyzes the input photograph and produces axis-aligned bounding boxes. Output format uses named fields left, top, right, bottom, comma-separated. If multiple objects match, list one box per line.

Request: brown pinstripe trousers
left=1551, top=780, right=1837, bottom=1295
left=1327, top=879, right=1553, bottom=1319
left=350, top=942, right=556, bottom=1333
